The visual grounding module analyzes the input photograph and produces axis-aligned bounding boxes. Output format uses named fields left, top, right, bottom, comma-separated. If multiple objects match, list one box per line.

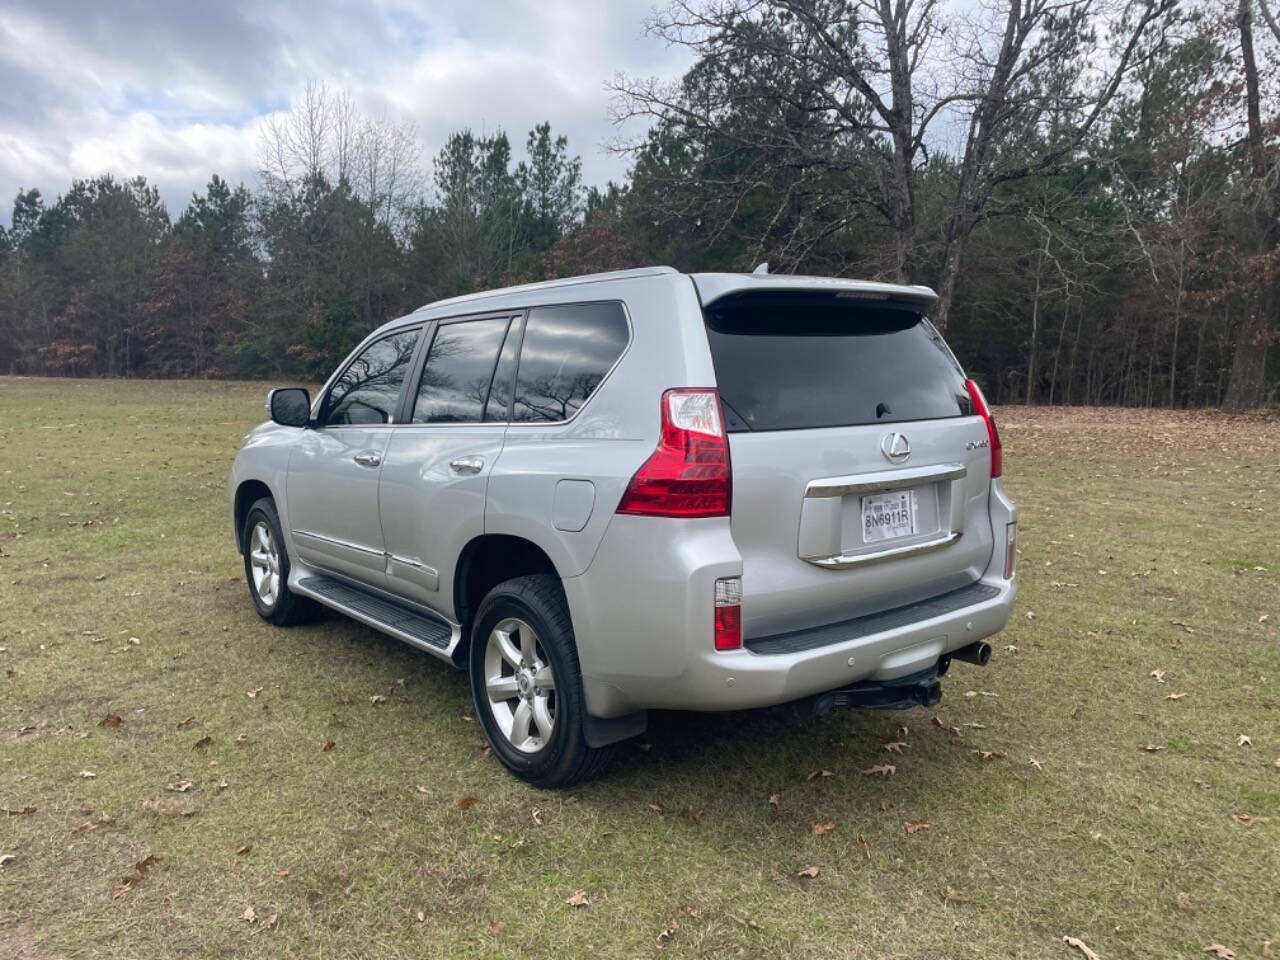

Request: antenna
left=752, top=262, right=769, bottom=275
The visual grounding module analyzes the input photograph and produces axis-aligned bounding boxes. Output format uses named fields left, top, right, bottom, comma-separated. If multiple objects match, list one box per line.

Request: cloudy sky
left=0, top=0, right=693, bottom=223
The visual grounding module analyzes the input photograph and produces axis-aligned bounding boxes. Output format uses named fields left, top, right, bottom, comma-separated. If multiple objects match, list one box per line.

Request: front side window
left=324, top=329, right=420, bottom=426
left=412, top=316, right=512, bottom=424
left=512, top=302, right=629, bottom=423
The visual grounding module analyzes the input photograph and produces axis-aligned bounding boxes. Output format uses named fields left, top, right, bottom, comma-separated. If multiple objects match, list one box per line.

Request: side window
left=512, top=303, right=629, bottom=423
left=485, top=315, right=524, bottom=422
left=324, top=329, right=420, bottom=426
left=412, top=316, right=511, bottom=424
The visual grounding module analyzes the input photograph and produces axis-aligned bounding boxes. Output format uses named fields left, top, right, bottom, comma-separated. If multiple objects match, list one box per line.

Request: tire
left=242, top=497, right=314, bottom=626
left=469, top=574, right=615, bottom=788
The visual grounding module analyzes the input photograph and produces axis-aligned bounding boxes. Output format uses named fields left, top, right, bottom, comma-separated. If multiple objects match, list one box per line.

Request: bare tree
left=613, top=0, right=1174, bottom=328
left=258, top=81, right=424, bottom=232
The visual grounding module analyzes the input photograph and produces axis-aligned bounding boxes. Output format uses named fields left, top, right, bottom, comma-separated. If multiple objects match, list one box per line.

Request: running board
left=294, top=574, right=460, bottom=663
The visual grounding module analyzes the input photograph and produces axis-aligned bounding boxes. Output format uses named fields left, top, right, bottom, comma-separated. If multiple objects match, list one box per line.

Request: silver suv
left=229, top=267, right=1017, bottom=786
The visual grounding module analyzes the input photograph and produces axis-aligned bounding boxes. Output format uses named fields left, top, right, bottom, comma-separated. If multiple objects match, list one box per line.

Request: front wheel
left=469, top=575, right=614, bottom=788
left=242, top=497, right=314, bottom=626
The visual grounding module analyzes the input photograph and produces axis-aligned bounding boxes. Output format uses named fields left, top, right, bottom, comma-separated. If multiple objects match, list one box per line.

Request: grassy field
left=1, top=376, right=1277, bottom=960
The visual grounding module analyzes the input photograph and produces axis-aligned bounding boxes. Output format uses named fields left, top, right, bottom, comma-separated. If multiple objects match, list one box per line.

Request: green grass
left=2, top=378, right=1278, bottom=959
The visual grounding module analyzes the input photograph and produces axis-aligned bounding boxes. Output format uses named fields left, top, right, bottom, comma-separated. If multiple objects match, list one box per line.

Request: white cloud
left=0, top=0, right=691, bottom=223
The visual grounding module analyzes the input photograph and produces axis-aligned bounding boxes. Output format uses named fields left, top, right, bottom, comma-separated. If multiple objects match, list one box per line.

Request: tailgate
left=698, top=286, right=995, bottom=638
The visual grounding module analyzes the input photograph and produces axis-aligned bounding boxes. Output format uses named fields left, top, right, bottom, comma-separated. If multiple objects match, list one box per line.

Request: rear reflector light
left=713, top=577, right=742, bottom=651
left=964, top=379, right=1003, bottom=478
left=616, top=389, right=732, bottom=518
left=1004, top=522, right=1017, bottom=579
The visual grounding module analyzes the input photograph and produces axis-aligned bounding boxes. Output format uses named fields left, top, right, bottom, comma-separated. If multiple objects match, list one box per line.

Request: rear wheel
left=242, top=497, right=314, bottom=626
left=470, top=575, right=614, bottom=787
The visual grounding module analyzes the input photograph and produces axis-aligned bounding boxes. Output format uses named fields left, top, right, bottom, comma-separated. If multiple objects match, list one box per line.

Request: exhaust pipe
left=951, top=641, right=992, bottom=666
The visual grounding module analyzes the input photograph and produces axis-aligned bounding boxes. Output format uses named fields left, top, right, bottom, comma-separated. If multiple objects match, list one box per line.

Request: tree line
left=0, top=0, right=1276, bottom=409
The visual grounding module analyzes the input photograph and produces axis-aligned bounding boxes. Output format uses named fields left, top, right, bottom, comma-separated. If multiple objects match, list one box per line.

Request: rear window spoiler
left=691, top=273, right=938, bottom=313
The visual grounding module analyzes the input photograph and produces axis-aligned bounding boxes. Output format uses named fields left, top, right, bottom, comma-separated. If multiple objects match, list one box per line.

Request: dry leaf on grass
left=857, top=834, right=870, bottom=859
left=6, top=804, right=37, bottom=816
left=768, top=794, right=781, bottom=819
left=73, top=815, right=113, bottom=834
left=1149, top=669, right=1166, bottom=683
left=1141, top=744, right=1165, bottom=753
left=647, top=802, right=665, bottom=813
left=1063, top=935, right=1103, bottom=960
left=1028, top=757, right=1043, bottom=769
left=931, top=716, right=962, bottom=737
left=322, top=741, right=335, bottom=752
left=0, top=854, right=14, bottom=867
left=165, top=779, right=193, bottom=793
left=942, top=886, right=972, bottom=904
left=1165, top=693, right=1186, bottom=700
left=883, top=741, right=907, bottom=754
left=80, top=770, right=96, bottom=779
left=903, top=819, right=930, bottom=834
left=1232, top=813, right=1270, bottom=827
left=863, top=764, right=896, bottom=778
left=99, top=714, right=122, bottom=728
left=806, top=769, right=835, bottom=780
left=236, top=844, right=251, bottom=855
left=242, top=906, right=256, bottom=923
left=564, top=889, right=590, bottom=908
left=1202, top=946, right=1236, bottom=960
left=369, top=695, right=387, bottom=705
left=974, top=750, right=1007, bottom=761
left=176, top=716, right=195, bottom=730
left=811, top=819, right=837, bottom=835
left=455, top=796, right=478, bottom=810
left=235, top=733, right=248, bottom=745
left=109, top=881, right=132, bottom=899
left=1176, top=892, right=1193, bottom=912
left=795, top=865, right=820, bottom=879
left=246, top=687, right=263, bottom=699
left=192, top=735, right=212, bottom=749
left=531, top=808, right=543, bottom=826
left=415, top=910, right=426, bottom=923
left=276, top=868, right=291, bottom=878
left=488, top=918, right=505, bottom=936
left=1236, top=734, right=1252, bottom=747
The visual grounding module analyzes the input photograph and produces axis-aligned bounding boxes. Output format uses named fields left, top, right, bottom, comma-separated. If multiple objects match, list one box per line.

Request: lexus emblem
left=881, top=432, right=910, bottom=463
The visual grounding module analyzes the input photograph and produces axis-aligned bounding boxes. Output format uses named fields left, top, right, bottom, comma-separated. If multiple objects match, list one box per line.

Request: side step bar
left=294, top=574, right=461, bottom=664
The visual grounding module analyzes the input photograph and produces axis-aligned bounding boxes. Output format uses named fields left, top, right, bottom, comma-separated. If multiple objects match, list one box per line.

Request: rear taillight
left=1004, top=522, right=1017, bottom=579
left=713, top=577, right=742, bottom=651
left=616, top=388, right=732, bottom=518
left=964, top=379, right=1003, bottom=478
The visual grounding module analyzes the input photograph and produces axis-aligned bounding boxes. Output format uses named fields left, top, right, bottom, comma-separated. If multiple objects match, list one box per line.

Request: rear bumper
left=564, top=504, right=1017, bottom=718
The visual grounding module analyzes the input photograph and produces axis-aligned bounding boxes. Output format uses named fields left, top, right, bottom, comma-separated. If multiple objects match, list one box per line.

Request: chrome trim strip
left=804, top=463, right=966, bottom=499
left=292, top=529, right=385, bottom=558
left=801, top=531, right=962, bottom=569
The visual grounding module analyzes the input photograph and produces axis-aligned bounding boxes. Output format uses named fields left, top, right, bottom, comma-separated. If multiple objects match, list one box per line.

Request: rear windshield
left=703, top=293, right=972, bottom=432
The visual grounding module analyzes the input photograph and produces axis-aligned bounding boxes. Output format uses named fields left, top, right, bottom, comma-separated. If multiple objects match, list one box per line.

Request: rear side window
left=703, top=294, right=971, bottom=432
left=512, top=302, right=629, bottom=423
left=412, top=317, right=511, bottom=424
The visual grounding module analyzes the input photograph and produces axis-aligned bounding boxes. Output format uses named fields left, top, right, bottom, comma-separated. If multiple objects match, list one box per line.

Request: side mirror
left=267, top=388, right=311, bottom=427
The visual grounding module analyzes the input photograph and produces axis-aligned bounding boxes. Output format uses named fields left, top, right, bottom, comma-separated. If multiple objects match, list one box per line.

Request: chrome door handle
left=449, top=456, right=484, bottom=475
left=353, top=452, right=381, bottom=467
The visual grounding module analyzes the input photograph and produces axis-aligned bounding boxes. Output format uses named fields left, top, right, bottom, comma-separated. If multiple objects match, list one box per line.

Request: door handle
left=449, top=456, right=485, bottom=475
left=353, top=451, right=381, bottom=467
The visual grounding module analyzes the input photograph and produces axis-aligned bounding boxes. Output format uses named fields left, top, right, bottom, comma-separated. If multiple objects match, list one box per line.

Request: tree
left=613, top=0, right=1177, bottom=328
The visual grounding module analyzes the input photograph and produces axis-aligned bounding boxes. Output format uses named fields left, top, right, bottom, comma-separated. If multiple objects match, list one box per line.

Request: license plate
left=861, top=490, right=917, bottom=543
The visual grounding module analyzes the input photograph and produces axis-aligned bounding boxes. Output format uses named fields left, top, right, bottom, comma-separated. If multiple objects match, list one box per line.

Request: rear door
left=378, top=313, right=520, bottom=612
left=698, top=289, right=995, bottom=639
